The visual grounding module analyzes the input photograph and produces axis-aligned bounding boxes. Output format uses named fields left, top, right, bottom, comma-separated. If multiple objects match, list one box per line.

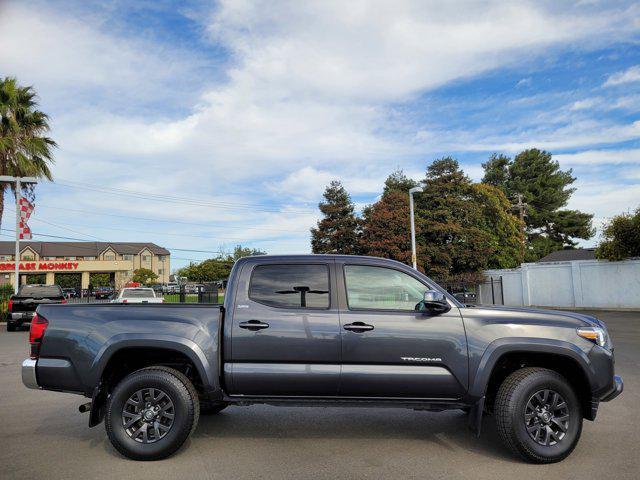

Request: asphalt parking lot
left=0, top=310, right=638, bottom=480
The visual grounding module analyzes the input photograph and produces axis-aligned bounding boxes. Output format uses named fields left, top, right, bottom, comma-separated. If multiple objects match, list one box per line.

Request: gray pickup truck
left=22, top=254, right=622, bottom=463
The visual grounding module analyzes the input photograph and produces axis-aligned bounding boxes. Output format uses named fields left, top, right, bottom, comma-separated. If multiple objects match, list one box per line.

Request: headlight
left=577, top=326, right=608, bottom=348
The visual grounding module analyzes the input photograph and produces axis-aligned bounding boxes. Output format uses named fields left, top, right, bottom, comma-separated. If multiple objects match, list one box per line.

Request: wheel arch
left=470, top=338, right=596, bottom=420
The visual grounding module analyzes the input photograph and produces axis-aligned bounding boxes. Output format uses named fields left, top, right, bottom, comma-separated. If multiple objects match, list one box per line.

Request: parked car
left=163, top=282, right=178, bottom=293
left=62, top=288, right=79, bottom=299
left=23, top=255, right=623, bottom=462
left=452, top=291, right=477, bottom=304
left=111, top=287, right=164, bottom=304
left=7, top=284, right=66, bottom=331
left=93, top=286, right=114, bottom=299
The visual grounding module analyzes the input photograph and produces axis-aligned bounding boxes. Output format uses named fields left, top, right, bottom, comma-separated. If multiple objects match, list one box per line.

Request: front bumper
left=22, top=358, right=40, bottom=389
left=601, top=375, right=624, bottom=402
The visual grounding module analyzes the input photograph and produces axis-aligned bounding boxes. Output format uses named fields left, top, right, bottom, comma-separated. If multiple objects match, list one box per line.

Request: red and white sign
left=0, top=262, right=79, bottom=272
left=18, top=197, right=34, bottom=240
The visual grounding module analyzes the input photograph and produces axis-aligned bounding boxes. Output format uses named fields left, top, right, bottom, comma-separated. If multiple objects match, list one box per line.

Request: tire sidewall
left=511, top=373, right=582, bottom=461
left=106, top=370, right=194, bottom=460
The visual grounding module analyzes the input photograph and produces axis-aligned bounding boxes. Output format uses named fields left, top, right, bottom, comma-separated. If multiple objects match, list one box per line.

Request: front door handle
left=239, top=320, right=270, bottom=331
left=343, top=322, right=374, bottom=332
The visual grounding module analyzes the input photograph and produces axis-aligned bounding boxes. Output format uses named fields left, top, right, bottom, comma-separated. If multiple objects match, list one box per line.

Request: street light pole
left=409, top=186, right=423, bottom=270
left=0, top=175, right=38, bottom=293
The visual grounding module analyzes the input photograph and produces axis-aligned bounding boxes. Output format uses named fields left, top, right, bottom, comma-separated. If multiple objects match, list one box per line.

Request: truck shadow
left=191, top=405, right=514, bottom=462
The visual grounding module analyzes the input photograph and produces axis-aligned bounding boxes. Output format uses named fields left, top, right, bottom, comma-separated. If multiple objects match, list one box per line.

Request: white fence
left=482, top=259, right=640, bottom=309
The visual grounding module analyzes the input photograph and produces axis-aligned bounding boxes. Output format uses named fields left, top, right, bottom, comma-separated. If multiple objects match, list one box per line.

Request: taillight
left=29, top=313, right=49, bottom=359
left=7, top=298, right=13, bottom=312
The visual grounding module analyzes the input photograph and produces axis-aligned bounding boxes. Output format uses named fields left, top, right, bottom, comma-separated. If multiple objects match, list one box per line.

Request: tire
left=105, top=366, right=199, bottom=460
left=200, top=399, right=229, bottom=415
left=495, top=367, right=582, bottom=464
left=6, top=322, right=16, bottom=332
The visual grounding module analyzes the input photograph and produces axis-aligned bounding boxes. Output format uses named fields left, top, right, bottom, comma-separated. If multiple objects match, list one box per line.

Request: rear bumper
left=22, top=358, right=40, bottom=389
left=11, top=312, right=35, bottom=322
left=601, top=375, right=624, bottom=402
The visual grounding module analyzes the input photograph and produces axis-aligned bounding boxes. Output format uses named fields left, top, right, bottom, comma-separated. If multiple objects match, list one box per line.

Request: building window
left=84, top=256, right=96, bottom=261
left=158, top=268, right=164, bottom=275
left=157, top=255, right=165, bottom=261
left=64, top=256, right=76, bottom=261
left=0, top=255, right=12, bottom=261
left=142, top=255, right=151, bottom=262
left=22, top=255, right=35, bottom=261
left=104, top=254, right=115, bottom=261
left=122, top=254, right=133, bottom=260
left=43, top=256, right=56, bottom=261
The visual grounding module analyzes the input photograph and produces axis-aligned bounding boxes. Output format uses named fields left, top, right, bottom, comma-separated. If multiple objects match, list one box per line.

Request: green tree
left=311, top=180, right=361, bottom=254
left=176, top=259, right=232, bottom=283
left=231, top=245, right=266, bottom=261
left=131, top=268, right=158, bottom=285
left=471, top=183, right=525, bottom=269
left=482, top=148, right=594, bottom=261
left=0, top=77, right=56, bottom=229
left=176, top=244, right=265, bottom=282
left=596, top=207, right=640, bottom=261
left=416, top=158, right=491, bottom=280
left=360, top=174, right=415, bottom=265
left=415, top=158, right=524, bottom=281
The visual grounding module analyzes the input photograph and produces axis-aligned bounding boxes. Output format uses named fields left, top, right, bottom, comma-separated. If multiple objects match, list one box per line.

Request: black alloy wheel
left=122, top=387, right=175, bottom=444
left=524, top=389, right=570, bottom=446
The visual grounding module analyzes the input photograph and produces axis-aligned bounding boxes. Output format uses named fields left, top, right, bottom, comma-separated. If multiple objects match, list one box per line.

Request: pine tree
left=311, top=181, right=361, bottom=254
left=415, top=158, right=491, bottom=280
left=482, top=148, right=594, bottom=261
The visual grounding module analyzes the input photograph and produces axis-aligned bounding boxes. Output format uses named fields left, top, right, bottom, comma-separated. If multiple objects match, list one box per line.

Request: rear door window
left=249, top=264, right=330, bottom=309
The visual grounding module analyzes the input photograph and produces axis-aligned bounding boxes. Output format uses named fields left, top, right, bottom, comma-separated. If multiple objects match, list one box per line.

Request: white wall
left=483, top=259, right=640, bottom=309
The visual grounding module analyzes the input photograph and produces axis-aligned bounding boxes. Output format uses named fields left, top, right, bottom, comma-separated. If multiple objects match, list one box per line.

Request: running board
left=224, top=394, right=466, bottom=410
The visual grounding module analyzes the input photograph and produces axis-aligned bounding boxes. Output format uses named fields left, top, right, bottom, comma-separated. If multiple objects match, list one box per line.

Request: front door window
left=344, top=265, right=430, bottom=311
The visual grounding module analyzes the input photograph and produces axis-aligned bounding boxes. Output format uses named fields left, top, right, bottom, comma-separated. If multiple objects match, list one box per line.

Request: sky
left=0, top=0, right=639, bottom=271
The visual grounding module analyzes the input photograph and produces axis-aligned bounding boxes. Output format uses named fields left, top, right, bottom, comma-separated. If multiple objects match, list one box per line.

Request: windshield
left=121, top=288, right=156, bottom=298
left=17, top=285, right=63, bottom=298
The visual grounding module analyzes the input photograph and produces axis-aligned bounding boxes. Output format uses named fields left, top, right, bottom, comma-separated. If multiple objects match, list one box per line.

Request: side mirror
left=419, top=289, right=450, bottom=314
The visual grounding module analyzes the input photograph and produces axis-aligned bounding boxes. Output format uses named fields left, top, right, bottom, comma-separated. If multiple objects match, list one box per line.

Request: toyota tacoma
left=21, top=255, right=623, bottom=462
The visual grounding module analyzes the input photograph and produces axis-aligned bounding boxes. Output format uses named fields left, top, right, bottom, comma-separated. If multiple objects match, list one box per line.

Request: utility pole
left=0, top=176, right=38, bottom=293
left=409, top=186, right=423, bottom=270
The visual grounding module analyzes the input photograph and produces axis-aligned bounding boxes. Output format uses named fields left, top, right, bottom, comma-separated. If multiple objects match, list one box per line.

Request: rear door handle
left=239, top=320, right=270, bottom=331
left=343, top=322, right=374, bottom=332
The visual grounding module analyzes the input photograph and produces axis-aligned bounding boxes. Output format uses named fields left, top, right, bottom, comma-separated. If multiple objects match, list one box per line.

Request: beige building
left=0, top=242, right=170, bottom=289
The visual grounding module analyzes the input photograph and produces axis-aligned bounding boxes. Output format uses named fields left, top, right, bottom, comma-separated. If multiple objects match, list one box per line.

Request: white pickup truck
left=111, top=287, right=164, bottom=304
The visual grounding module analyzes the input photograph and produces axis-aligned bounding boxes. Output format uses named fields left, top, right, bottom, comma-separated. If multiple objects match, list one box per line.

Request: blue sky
left=1, top=0, right=639, bottom=270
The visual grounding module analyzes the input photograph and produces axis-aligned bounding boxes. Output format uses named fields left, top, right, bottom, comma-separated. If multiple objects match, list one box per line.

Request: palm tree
left=0, top=77, right=56, bottom=231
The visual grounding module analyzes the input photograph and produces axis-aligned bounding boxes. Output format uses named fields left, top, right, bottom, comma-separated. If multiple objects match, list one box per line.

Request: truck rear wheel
left=495, top=367, right=582, bottom=463
left=105, top=367, right=199, bottom=460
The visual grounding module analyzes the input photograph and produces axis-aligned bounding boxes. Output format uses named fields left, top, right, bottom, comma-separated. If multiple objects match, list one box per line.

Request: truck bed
left=35, top=303, right=223, bottom=396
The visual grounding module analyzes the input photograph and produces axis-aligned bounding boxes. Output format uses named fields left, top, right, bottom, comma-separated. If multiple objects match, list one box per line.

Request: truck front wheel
left=495, top=367, right=582, bottom=463
left=105, top=367, right=200, bottom=460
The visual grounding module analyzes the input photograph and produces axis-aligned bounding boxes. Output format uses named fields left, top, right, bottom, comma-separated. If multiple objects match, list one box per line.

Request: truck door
left=227, top=260, right=341, bottom=396
left=337, top=262, right=468, bottom=399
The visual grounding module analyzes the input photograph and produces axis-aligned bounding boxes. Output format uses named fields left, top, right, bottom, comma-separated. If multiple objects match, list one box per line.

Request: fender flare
left=468, top=337, right=595, bottom=399
left=89, top=333, right=218, bottom=393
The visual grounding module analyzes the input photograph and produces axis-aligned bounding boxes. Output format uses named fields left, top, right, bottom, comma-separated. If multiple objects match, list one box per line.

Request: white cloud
left=555, top=148, right=640, bottom=166
left=603, top=65, right=640, bottom=86
left=2, top=0, right=640, bottom=261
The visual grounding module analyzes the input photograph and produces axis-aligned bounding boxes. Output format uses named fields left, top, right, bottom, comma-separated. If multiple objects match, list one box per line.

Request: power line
left=0, top=228, right=229, bottom=255
left=54, top=180, right=315, bottom=215
left=16, top=204, right=311, bottom=234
